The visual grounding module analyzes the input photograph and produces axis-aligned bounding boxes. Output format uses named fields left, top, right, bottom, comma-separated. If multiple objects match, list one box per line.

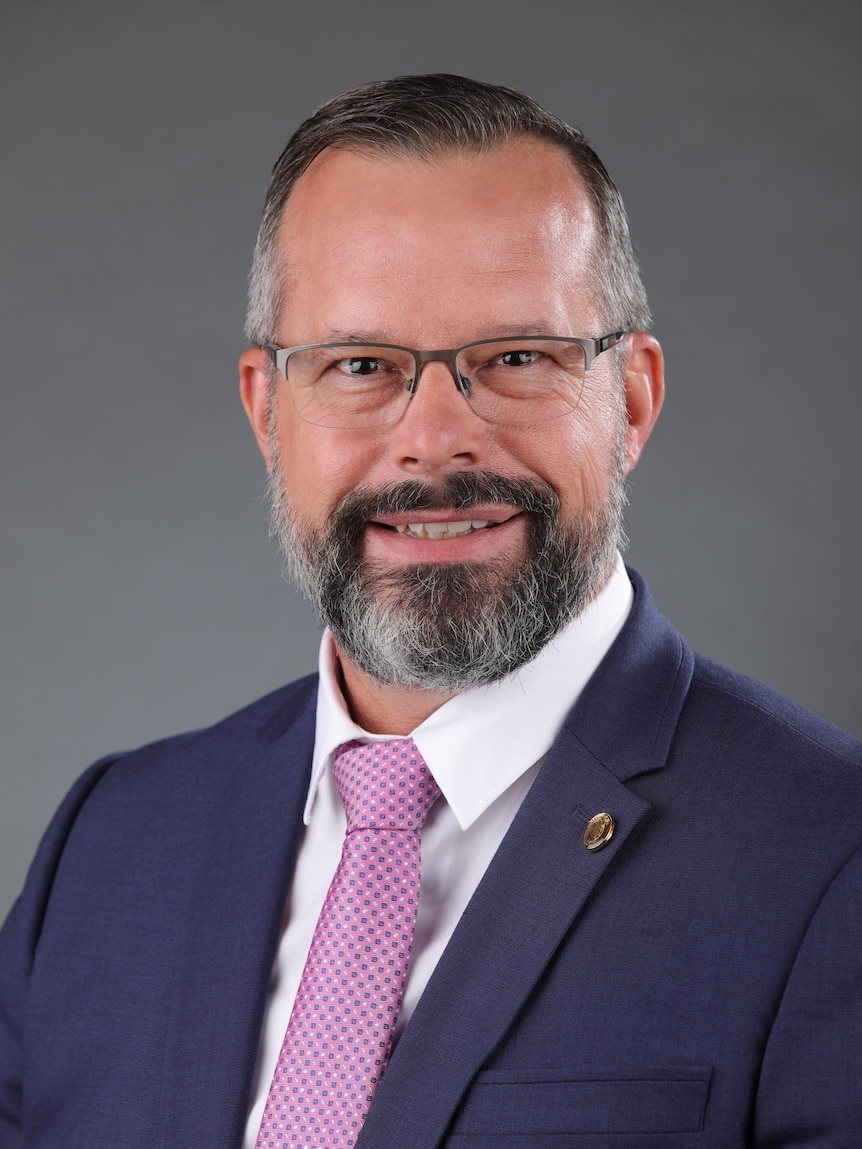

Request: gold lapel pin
left=583, top=812, right=615, bottom=851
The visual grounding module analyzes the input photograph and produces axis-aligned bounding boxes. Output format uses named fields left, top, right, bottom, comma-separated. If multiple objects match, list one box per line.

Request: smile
left=391, top=519, right=491, bottom=540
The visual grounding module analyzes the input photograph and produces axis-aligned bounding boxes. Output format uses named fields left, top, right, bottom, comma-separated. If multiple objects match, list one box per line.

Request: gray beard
left=268, top=449, right=627, bottom=692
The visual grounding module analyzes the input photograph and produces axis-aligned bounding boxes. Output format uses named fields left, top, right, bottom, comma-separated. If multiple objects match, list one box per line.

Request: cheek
left=274, top=413, right=386, bottom=523
left=495, top=401, right=622, bottom=516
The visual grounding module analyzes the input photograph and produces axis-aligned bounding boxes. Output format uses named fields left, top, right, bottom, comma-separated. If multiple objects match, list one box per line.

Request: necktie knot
left=333, top=738, right=440, bottom=832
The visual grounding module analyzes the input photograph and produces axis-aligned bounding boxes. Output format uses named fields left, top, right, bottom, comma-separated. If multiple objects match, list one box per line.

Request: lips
left=342, top=473, right=553, bottom=557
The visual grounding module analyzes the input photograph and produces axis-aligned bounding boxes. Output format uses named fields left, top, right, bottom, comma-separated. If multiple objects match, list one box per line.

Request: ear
left=239, top=347, right=275, bottom=472
left=621, top=333, right=664, bottom=474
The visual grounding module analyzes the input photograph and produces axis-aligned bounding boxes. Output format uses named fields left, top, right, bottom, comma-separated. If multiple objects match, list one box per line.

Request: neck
left=335, top=648, right=457, bottom=734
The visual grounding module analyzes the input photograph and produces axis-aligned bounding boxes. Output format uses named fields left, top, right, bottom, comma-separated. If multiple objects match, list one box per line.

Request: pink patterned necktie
left=256, top=738, right=440, bottom=1148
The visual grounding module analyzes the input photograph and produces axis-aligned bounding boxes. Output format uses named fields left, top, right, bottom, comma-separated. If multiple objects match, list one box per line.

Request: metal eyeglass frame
left=265, top=332, right=626, bottom=399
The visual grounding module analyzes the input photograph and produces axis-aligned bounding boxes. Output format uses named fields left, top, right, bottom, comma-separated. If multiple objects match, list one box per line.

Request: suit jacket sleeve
left=0, top=756, right=118, bottom=1141
left=753, top=841, right=862, bottom=1144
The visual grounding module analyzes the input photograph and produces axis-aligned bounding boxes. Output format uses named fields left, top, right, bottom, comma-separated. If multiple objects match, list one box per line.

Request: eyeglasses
left=265, top=333, right=625, bottom=428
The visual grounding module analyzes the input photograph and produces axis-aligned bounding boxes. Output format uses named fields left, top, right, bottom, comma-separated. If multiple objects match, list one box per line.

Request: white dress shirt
left=243, top=556, right=633, bottom=1145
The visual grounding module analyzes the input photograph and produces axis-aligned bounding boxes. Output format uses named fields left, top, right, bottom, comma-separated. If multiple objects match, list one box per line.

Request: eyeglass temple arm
left=583, top=332, right=625, bottom=372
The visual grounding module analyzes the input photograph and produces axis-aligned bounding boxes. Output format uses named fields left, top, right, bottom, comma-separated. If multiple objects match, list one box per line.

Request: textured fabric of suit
left=1, top=570, right=860, bottom=1147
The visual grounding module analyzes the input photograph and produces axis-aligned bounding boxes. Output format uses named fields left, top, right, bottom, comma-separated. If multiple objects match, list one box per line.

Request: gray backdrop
left=2, top=0, right=860, bottom=920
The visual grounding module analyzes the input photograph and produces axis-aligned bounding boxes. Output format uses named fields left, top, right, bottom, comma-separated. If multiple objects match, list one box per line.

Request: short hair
left=244, top=73, right=651, bottom=348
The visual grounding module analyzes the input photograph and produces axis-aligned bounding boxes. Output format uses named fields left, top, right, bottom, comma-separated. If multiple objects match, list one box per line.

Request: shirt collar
left=307, top=554, right=632, bottom=829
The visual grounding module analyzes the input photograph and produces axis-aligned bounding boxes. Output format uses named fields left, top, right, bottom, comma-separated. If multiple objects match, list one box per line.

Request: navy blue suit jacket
left=2, top=571, right=861, bottom=1146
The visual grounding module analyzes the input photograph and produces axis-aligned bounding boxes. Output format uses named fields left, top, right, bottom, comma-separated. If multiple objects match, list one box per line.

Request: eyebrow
left=473, top=322, right=570, bottom=340
left=318, top=328, right=395, bottom=345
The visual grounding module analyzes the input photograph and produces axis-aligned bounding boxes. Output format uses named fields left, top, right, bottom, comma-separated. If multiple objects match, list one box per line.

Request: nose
left=388, top=360, right=490, bottom=475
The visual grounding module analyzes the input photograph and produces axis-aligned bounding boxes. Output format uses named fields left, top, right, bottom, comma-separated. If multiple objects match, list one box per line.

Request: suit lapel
left=358, top=572, right=695, bottom=1148
left=156, top=682, right=317, bottom=1149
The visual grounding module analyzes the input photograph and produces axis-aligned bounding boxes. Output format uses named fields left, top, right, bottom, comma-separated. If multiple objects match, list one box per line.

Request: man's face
left=241, top=139, right=661, bottom=691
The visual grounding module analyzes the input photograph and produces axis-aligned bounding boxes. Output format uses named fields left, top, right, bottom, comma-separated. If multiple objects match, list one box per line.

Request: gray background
left=2, top=0, right=860, bottom=920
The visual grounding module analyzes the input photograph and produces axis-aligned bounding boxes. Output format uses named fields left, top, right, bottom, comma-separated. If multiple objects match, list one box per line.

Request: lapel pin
left=583, top=811, right=615, bottom=850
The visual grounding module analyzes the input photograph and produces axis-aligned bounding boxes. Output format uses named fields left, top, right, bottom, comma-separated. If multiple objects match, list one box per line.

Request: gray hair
left=244, top=73, right=651, bottom=349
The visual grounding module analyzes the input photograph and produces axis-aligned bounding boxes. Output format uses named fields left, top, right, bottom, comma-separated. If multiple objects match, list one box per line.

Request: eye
left=495, top=348, right=544, bottom=368
left=338, top=356, right=384, bottom=376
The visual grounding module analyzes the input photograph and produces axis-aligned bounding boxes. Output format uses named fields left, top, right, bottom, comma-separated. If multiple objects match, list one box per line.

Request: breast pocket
left=446, top=1064, right=712, bottom=1141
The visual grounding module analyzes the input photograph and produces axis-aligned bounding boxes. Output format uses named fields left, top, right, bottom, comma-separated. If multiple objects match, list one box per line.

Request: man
left=1, top=74, right=860, bottom=1148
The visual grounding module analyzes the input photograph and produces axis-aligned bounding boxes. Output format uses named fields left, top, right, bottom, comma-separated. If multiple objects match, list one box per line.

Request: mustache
left=327, top=472, right=561, bottom=528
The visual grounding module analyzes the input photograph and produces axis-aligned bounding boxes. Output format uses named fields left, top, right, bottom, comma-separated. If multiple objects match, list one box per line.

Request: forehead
left=273, top=139, right=601, bottom=340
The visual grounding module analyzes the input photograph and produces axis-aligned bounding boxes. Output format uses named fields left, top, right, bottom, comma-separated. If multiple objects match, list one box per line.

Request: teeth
left=393, top=519, right=490, bottom=539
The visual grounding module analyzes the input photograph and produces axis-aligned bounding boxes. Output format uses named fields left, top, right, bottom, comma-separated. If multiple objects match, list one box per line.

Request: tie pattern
left=256, top=738, right=440, bottom=1147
